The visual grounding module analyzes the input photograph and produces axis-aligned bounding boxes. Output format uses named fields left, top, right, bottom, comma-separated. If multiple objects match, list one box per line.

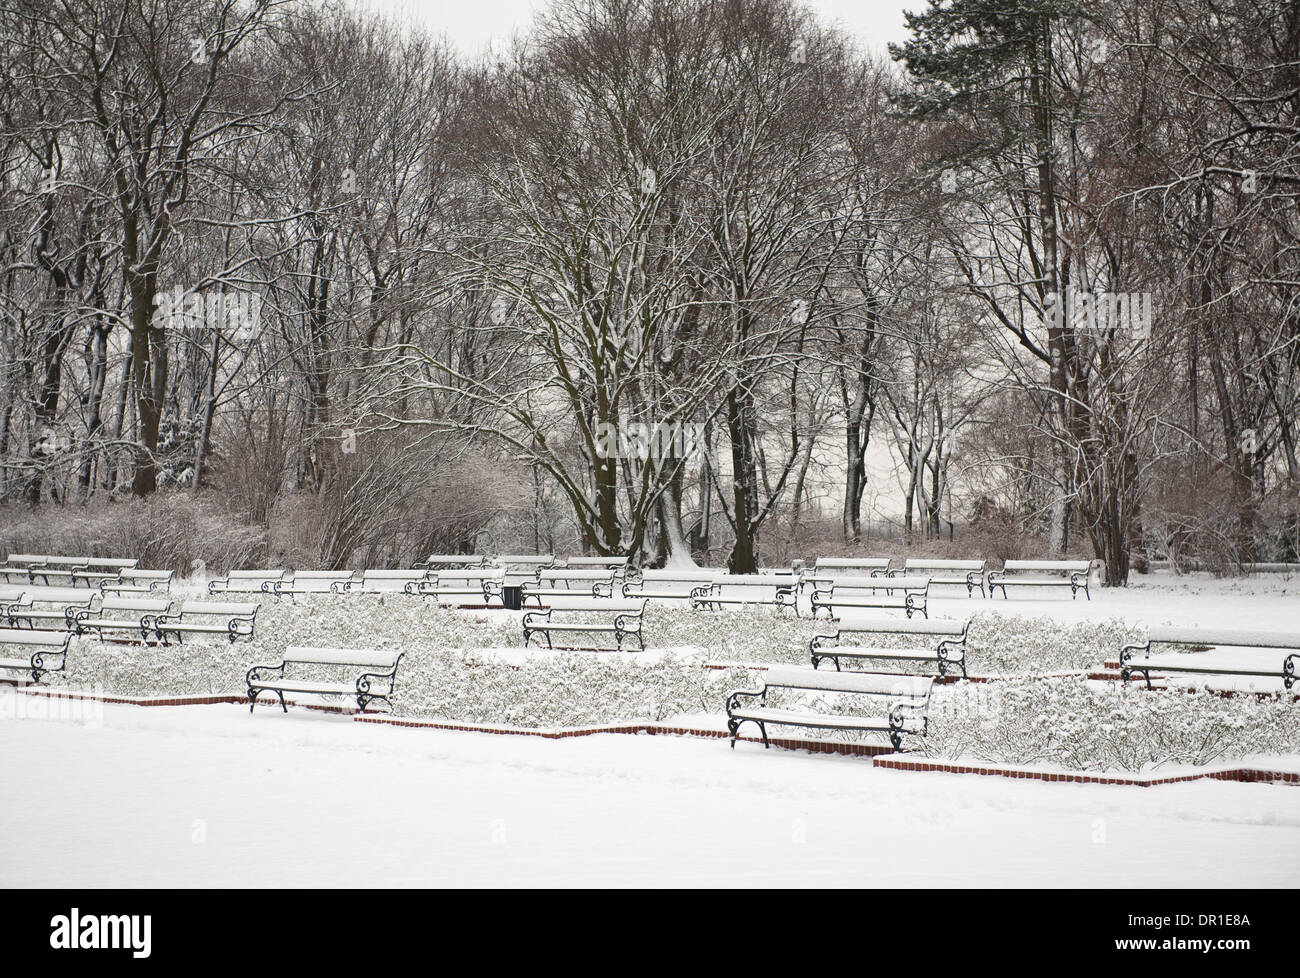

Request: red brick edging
left=13, top=686, right=1298, bottom=786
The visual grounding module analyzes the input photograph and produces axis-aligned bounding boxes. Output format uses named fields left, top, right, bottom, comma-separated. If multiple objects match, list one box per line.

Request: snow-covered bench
left=207, top=569, right=289, bottom=595
left=342, top=569, right=430, bottom=595
left=0, top=628, right=72, bottom=683
left=690, top=574, right=800, bottom=614
left=1120, top=626, right=1300, bottom=690
left=412, top=568, right=505, bottom=607
left=97, top=569, right=174, bottom=593
left=152, top=600, right=258, bottom=644
left=246, top=646, right=404, bottom=714
left=271, top=570, right=359, bottom=600
left=813, top=557, right=892, bottom=577
left=621, top=568, right=720, bottom=600
left=809, top=616, right=972, bottom=677
left=522, top=597, right=647, bottom=651
left=725, top=666, right=934, bottom=751
left=891, top=558, right=987, bottom=597
left=4, top=554, right=137, bottom=586
left=73, top=595, right=176, bottom=642
left=521, top=569, right=619, bottom=607
left=809, top=575, right=930, bottom=620
left=5, top=586, right=97, bottom=629
left=987, top=560, right=1093, bottom=600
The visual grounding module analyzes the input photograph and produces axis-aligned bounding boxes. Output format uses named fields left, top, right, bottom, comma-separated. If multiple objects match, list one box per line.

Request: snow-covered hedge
left=921, top=677, right=1300, bottom=771
left=42, top=594, right=1298, bottom=772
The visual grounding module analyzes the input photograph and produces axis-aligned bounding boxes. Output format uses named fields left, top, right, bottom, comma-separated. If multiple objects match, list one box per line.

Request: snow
left=2, top=700, right=1298, bottom=887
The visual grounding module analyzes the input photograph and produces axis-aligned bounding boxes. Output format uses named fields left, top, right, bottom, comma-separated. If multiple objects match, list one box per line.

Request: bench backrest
left=0, top=587, right=30, bottom=601
left=283, top=646, right=401, bottom=669
left=763, top=666, right=933, bottom=702
left=292, top=571, right=359, bottom=581
left=81, top=558, right=139, bottom=570
left=0, top=627, right=71, bottom=647
left=818, top=575, right=929, bottom=590
left=360, top=570, right=427, bottom=583
left=24, top=586, right=98, bottom=605
left=638, top=569, right=722, bottom=583
left=815, top=557, right=892, bottom=571
left=96, top=596, right=174, bottom=613
left=1001, top=560, right=1091, bottom=573
left=536, top=569, right=617, bottom=583
left=226, top=569, right=289, bottom=580
left=1145, top=626, right=1300, bottom=650
left=7, top=554, right=87, bottom=567
left=834, top=616, right=970, bottom=637
left=420, top=555, right=487, bottom=566
left=539, top=598, right=647, bottom=613
left=178, top=601, right=259, bottom=616
left=118, top=569, right=174, bottom=582
left=494, top=554, right=556, bottom=566
left=434, top=569, right=503, bottom=582
left=903, top=558, right=985, bottom=572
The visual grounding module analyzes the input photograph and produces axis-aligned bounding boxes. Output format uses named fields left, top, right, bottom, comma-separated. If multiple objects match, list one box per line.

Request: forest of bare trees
left=1, top=0, right=1296, bottom=583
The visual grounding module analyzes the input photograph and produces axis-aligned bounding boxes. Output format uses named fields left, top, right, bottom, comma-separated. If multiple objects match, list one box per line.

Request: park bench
left=5, top=586, right=98, bottom=629
left=413, top=554, right=488, bottom=570
left=690, top=574, right=801, bottom=614
left=339, top=569, right=431, bottom=595
left=621, top=568, right=721, bottom=600
left=4, top=554, right=137, bottom=586
left=521, top=569, right=620, bottom=607
left=0, top=587, right=33, bottom=626
left=891, top=558, right=987, bottom=597
left=809, top=575, right=930, bottom=620
left=725, top=666, right=934, bottom=751
left=96, top=569, right=175, bottom=593
left=0, top=628, right=72, bottom=683
left=152, top=600, right=258, bottom=644
left=246, top=646, right=404, bottom=714
left=809, top=616, right=972, bottom=677
left=522, top=597, right=647, bottom=651
left=987, top=559, right=1093, bottom=600
left=813, top=557, right=893, bottom=577
left=73, top=595, right=176, bottom=642
left=271, top=570, right=360, bottom=600
left=1120, top=626, right=1300, bottom=690
left=207, top=569, right=290, bottom=595
left=412, top=568, right=505, bottom=607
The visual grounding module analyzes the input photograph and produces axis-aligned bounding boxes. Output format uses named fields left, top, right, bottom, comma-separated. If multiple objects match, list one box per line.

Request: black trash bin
left=501, top=584, right=523, bottom=610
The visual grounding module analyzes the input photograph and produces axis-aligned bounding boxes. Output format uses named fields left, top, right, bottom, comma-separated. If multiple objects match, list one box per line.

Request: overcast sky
left=353, top=0, right=920, bottom=58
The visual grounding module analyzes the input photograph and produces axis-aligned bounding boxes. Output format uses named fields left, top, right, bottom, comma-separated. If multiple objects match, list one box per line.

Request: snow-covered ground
left=2, top=701, right=1298, bottom=887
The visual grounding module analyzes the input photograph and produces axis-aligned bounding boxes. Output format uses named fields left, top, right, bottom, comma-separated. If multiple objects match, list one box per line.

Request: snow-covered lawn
left=1, top=702, right=1297, bottom=887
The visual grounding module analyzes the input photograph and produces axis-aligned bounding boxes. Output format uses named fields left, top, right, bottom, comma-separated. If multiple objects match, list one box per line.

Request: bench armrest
left=245, top=661, right=287, bottom=685
left=1119, top=640, right=1149, bottom=665
left=725, top=685, right=766, bottom=714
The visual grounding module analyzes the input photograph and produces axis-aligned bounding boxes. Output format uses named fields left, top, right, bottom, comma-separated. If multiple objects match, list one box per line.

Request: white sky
left=353, top=0, right=919, bottom=58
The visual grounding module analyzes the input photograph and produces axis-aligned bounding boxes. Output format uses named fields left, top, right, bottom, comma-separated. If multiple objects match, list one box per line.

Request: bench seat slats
left=0, top=628, right=72, bottom=646
left=763, top=666, right=932, bottom=697
left=247, top=678, right=361, bottom=695
left=727, top=706, right=893, bottom=731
